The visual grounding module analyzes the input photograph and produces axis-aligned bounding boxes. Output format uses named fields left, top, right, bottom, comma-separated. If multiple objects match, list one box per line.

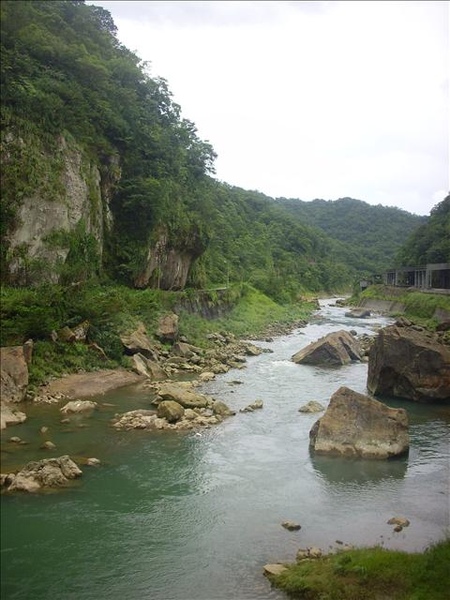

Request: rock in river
left=367, top=324, right=450, bottom=402
left=292, top=330, right=362, bottom=366
left=309, top=386, right=409, bottom=459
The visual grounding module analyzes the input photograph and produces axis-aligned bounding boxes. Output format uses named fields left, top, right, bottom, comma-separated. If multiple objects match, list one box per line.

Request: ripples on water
left=1, top=298, right=449, bottom=600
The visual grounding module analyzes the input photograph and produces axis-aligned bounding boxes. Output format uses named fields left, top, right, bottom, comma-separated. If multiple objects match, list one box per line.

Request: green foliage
left=276, top=196, right=426, bottom=277
left=1, top=0, right=217, bottom=287
left=1, top=0, right=429, bottom=298
left=270, top=537, right=450, bottom=600
left=396, top=195, right=450, bottom=266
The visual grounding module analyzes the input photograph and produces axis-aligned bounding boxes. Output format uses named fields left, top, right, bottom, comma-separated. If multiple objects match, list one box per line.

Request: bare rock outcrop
left=309, top=386, right=409, bottom=459
left=292, top=330, right=362, bottom=366
left=367, top=325, right=450, bottom=402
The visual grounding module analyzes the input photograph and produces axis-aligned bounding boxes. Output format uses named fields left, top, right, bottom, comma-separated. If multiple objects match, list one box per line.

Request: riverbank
left=265, top=536, right=450, bottom=600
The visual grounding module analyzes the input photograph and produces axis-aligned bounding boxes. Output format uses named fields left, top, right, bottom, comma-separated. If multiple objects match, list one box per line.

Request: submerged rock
left=298, top=400, right=325, bottom=413
left=60, top=400, right=98, bottom=414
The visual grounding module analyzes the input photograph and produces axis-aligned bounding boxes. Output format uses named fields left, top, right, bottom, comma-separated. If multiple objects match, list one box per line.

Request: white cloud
left=88, top=0, right=449, bottom=215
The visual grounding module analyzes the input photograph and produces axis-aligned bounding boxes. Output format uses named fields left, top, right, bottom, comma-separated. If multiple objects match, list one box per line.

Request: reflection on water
left=1, top=297, right=449, bottom=600
left=310, top=452, right=408, bottom=484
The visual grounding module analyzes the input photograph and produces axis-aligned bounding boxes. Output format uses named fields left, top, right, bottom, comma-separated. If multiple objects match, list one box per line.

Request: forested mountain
left=275, top=197, right=426, bottom=275
left=0, top=0, right=429, bottom=300
left=395, top=195, right=450, bottom=266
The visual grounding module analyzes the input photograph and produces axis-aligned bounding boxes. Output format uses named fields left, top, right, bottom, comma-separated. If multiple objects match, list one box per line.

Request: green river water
left=1, top=299, right=449, bottom=600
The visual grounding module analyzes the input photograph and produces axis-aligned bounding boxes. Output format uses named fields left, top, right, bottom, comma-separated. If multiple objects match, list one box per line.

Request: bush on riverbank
left=268, top=537, right=450, bottom=600
left=0, top=282, right=317, bottom=388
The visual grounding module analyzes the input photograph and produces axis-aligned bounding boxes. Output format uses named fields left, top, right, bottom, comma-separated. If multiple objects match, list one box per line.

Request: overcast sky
left=87, top=0, right=449, bottom=216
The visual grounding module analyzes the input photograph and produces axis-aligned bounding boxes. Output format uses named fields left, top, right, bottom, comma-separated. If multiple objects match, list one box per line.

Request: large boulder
left=292, top=330, right=362, bottom=366
left=0, top=343, right=31, bottom=403
left=309, top=386, right=409, bottom=459
left=367, top=325, right=450, bottom=402
left=3, top=456, right=82, bottom=493
left=157, top=400, right=185, bottom=423
left=156, top=313, right=179, bottom=343
left=155, top=382, right=210, bottom=409
left=120, top=322, right=159, bottom=359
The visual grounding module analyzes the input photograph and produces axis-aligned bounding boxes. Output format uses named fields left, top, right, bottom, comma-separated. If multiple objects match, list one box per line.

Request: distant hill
left=395, top=195, right=450, bottom=266
left=275, top=197, right=426, bottom=275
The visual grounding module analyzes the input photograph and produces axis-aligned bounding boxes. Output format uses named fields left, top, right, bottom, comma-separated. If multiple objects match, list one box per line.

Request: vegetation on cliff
left=0, top=0, right=432, bottom=301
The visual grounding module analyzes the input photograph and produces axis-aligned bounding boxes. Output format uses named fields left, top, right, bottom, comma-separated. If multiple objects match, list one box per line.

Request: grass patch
left=269, top=538, right=450, bottom=600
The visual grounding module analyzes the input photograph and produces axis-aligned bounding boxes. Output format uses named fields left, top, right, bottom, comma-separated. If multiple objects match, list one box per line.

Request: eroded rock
left=309, top=386, right=409, bottom=459
left=367, top=325, right=450, bottom=402
left=4, top=456, right=82, bottom=493
left=292, top=330, right=362, bottom=366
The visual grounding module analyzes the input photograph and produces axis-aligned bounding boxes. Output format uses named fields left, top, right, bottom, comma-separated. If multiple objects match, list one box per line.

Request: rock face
left=4, top=133, right=117, bottom=285
left=0, top=344, right=30, bottom=403
left=3, top=456, right=82, bottom=493
left=309, top=386, right=409, bottom=459
left=292, top=330, right=362, bottom=366
left=367, top=325, right=450, bottom=402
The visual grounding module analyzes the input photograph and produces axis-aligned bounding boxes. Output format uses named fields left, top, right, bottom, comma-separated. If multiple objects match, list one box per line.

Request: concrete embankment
left=358, top=298, right=406, bottom=315
left=358, top=298, right=450, bottom=323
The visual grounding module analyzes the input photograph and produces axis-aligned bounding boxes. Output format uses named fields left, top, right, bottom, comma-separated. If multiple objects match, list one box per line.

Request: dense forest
left=276, top=197, right=427, bottom=275
left=395, top=195, right=450, bottom=266
left=0, top=0, right=438, bottom=303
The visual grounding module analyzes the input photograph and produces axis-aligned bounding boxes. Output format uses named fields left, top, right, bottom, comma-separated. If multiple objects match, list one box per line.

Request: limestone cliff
left=2, top=127, right=204, bottom=290
left=2, top=130, right=119, bottom=285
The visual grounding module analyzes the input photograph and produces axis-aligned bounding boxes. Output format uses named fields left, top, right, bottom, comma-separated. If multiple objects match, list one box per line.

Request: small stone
left=86, top=458, right=101, bottom=466
left=263, top=564, right=287, bottom=576
left=40, top=426, right=49, bottom=434
left=387, top=517, right=410, bottom=528
left=40, top=441, right=56, bottom=450
left=282, top=521, right=301, bottom=531
left=9, top=436, right=22, bottom=444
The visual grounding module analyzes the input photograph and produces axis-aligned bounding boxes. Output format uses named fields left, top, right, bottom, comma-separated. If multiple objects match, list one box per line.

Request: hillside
left=395, top=195, right=450, bottom=266
left=275, top=197, right=426, bottom=275
left=0, top=0, right=428, bottom=301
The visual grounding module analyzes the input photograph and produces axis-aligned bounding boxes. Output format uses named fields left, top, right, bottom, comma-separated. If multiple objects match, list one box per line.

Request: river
left=1, top=298, right=449, bottom=600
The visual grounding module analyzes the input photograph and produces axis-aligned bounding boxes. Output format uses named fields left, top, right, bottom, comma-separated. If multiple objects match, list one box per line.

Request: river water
left=1, top=299, right=449, bottom=600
